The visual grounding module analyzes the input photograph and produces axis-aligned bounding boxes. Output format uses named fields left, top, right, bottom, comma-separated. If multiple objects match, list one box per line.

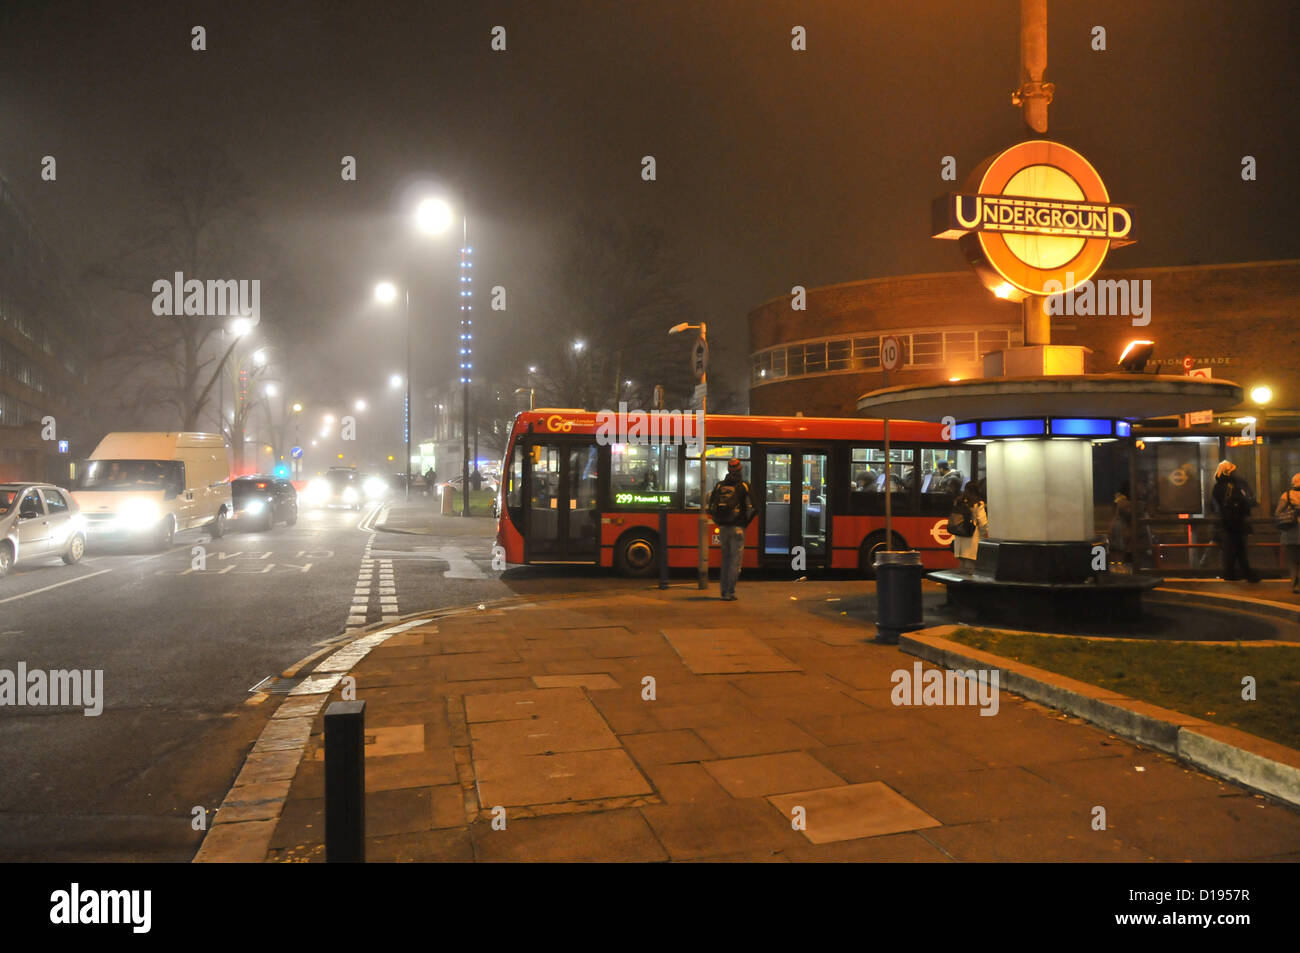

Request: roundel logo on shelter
left=932, top=140, right=1135, bottom=301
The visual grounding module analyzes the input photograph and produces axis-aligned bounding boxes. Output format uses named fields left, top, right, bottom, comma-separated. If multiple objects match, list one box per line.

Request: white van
left=72, top=432, right=233, bottom=549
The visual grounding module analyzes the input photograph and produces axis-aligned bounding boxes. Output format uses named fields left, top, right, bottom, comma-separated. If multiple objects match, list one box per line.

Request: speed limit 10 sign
left=881, top=335, right=902, bottom=372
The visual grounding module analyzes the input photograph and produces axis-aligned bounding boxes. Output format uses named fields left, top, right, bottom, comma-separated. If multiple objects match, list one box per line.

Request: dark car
left=231, top=475, right=298, bottom=530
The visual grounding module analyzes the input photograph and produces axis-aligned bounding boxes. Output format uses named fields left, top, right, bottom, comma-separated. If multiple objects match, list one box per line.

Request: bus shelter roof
left=855, top=375, right=1243, bottom=423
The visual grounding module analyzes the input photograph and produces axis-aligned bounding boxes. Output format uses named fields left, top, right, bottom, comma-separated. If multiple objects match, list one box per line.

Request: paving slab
left=470, top=809, right=667, bottom=863
left=661, top=628, right=802, bottom=674
left=703, top=751, right=846, bottom=799
left=768, top=782, right=942, bottom=844
left=475, top=747, right=653, bottom=808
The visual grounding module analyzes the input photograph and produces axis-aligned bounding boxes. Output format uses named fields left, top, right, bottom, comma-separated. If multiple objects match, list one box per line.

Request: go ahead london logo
left=932, top=140, right=1136, bottom=302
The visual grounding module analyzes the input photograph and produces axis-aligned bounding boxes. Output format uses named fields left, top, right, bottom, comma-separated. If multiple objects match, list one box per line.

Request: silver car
left=0, top=483, right=87, bottom=578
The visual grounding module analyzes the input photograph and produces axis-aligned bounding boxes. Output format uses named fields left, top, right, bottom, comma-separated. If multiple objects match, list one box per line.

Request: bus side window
left=846, top=446, right=914, bottom=515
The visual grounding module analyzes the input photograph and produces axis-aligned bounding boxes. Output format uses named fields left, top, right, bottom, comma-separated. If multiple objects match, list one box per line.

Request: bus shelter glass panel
left=685, top=445, right=751, bottom=509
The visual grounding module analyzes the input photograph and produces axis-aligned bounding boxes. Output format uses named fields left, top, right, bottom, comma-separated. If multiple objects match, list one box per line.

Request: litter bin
left=439, top=484, right=454, bottom=515
left=873, top=550, right=923, bottom=644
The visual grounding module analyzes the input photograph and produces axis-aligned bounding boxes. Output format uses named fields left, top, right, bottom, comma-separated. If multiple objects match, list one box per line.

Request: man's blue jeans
left=719, top=525, right=745, bottom=597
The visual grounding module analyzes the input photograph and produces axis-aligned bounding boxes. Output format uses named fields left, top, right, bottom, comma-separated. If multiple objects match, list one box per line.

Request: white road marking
left=0, top=568, right=114, bottom=604
left=439, top=545, right=487, bottom=579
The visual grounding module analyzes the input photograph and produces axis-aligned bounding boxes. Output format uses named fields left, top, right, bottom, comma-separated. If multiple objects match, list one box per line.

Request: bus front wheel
left=859, top=531, right=908, bottom=579
left=615, top=530, right=659, bottom=578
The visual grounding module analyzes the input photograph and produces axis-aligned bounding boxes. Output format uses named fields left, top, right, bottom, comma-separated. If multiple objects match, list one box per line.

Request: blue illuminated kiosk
left=858, top=370, right=1242, bottom=624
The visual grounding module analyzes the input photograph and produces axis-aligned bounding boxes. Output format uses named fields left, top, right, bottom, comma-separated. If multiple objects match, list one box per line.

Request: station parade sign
left=932, top=140, right=1135, bottom=301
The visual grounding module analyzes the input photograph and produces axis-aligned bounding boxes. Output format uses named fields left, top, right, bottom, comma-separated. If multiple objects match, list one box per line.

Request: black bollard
left=324, top=699, right=366, bottom=862
left=658, top=507, right=670, bottom=589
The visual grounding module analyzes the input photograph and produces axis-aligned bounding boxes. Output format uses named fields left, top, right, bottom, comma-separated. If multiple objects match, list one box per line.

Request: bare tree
left=84, top=137, right=276, bottom=433
left=511, top=216, right=697, bottom=413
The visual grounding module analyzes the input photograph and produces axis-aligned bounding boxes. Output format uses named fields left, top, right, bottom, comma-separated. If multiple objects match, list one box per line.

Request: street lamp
left=375, top=195, right=459, bottom=503
left=669, top=321, right=709, bottom=590
left=354, top=399, right=367, bottom=412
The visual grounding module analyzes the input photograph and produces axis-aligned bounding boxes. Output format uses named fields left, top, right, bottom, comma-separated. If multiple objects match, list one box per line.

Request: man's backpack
left=711, top=481, right=745, bottom=525
left=948, top=500, right=977, bottom=538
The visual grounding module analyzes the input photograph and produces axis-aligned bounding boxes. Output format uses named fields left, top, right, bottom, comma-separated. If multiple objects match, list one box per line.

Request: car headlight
left=305, top=479, right=328, bottom=503
left=245, top=499, right=265, bottom=515
left=342, top=487, right=359, bottom=503
left=119, top=499, right=160, bottom=529
left=364, top=477, right=386, bottom=499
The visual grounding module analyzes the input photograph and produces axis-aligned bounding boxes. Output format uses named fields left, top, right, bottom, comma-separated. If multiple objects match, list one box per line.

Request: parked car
left=0, top=483, right=86, bottom=578
left=71, top=431, right=233, bottom=549
left=231, top=475, right=298, bottom=530
left=303, top=467, right=362, bottom=510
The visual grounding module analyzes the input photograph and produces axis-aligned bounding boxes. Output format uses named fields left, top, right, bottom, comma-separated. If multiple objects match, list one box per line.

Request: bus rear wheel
left=859, top=531, right=908, bottom=579
left=615, top=530, right=659, bottom=578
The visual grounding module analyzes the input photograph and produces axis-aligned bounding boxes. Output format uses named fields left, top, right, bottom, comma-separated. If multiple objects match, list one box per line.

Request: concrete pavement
left=202, top=576, right=1300, bottom=863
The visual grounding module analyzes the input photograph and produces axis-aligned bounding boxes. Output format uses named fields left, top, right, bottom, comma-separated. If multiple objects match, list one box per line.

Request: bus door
left=758, top=447, right=831, bottom=569
left=524, top=439, right=600, bottom=563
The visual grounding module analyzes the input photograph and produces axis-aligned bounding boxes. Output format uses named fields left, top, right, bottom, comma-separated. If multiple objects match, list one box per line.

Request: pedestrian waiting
left=707, top=458, right=756, bottom=601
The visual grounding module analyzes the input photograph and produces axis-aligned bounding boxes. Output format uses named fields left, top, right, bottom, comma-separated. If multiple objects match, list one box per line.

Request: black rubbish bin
left=873, top=550, right=924, bottom=644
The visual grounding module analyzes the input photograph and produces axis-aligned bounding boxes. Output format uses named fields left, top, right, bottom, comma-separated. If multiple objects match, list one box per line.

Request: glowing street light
left=389, top=373, right=403, bottom=389
left=355, top=399, right=367, bottom=412
left=374, top=281, right=398, bottom=305
left=414, top=196, right=454, bottom=236
left=1251, top=385, right=1273, bottom=406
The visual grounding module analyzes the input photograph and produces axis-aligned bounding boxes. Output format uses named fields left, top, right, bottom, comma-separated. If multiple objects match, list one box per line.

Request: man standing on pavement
left=707, top=458, right=756, bottom=601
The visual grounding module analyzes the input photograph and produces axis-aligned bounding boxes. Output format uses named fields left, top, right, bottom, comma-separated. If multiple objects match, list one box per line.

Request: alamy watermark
left=0, top=662, right=103, bottom=716
left=1043, top=272, right=1151, bottom=326
left=595, top=402, right=704, bottom=456
left=891, top=661, right=999, bottom=716
left=151, top=272, right=260, bottom=321
left=50, top=883, right=150, bottom=933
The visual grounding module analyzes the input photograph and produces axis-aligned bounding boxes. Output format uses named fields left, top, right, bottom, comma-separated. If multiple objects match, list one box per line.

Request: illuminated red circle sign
left=881, top=335, right=901, bottom=371
left=933, top=140, right=1135, bottom=301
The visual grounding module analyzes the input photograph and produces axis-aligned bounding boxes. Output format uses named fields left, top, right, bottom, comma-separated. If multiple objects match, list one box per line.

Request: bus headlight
left=364, top=477, right=387, bottom=499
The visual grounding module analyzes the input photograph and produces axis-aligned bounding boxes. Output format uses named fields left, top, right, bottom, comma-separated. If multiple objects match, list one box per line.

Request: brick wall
left=749, top=260, right=1300, bottom=418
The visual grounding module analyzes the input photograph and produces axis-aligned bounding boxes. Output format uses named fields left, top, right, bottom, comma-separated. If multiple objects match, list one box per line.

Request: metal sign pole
left=883, top=368, right=892, bottom=547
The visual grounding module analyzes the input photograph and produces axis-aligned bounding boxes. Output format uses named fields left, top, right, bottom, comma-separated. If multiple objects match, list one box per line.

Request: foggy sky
left=2, top=0, right=1296, bottom=431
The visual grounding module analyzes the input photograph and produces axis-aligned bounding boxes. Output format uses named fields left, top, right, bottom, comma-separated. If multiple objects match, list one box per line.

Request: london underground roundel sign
left=933, top=140, right=1135, bottom=302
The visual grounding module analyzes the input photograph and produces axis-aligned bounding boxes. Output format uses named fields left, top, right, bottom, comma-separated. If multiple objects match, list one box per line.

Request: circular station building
left=748, top=258, right=1300, bottom=576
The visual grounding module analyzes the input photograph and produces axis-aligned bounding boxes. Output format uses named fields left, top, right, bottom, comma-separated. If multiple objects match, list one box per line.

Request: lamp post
left=458, top=217, right=473, bottom=517
left=670, top=321, right=709, bottom=590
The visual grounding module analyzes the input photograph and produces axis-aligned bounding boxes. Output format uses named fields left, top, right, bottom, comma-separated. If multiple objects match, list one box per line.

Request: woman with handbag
left=1274, top=472, right=1300, bottom=593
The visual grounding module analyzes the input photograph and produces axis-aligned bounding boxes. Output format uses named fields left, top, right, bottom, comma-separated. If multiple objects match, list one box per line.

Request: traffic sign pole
left=879, top=336, right=901, bottom=551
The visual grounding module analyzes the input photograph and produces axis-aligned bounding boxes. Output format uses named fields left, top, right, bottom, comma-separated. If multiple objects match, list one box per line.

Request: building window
left=750, top=326, right=1018, bottom=387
